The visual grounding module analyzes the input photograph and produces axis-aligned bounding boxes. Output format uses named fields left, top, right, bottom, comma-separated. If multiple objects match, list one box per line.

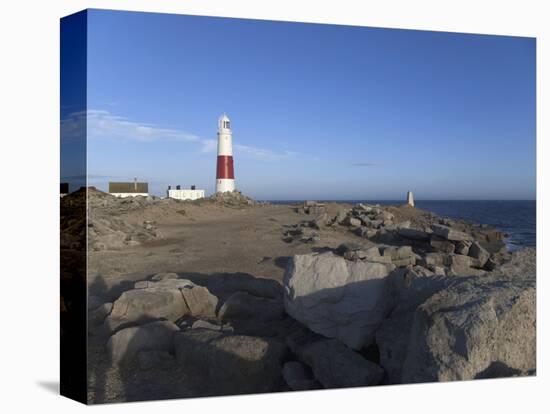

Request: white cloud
left=61, top=109, right=199, bottom=143
left=200, top=139, right=218, bottom=153
left=201, top=141, right=297, bottom=161
left=61, top=109, right=298, bottom=161
left=60, top=110, right=86, bottom=143
left=234, top=144, right=297, bottom=161
left=87, top=109, right=200, bottom=142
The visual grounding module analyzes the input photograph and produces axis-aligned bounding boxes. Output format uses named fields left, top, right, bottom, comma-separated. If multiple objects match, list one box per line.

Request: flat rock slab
left=397, top=227, right=431, bottom=241
left=174, top=330, right=286, bottom=395
left=287, top=329, right=383, bottom=388
left=431, top=224, right=473, bottom=242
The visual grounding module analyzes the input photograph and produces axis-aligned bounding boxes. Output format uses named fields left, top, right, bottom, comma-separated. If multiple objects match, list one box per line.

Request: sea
left=268, top=200, right=536, bottom=251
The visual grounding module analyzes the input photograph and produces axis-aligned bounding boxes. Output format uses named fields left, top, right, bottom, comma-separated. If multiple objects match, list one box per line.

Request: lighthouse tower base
left=216, top=178, right=235, bottom=193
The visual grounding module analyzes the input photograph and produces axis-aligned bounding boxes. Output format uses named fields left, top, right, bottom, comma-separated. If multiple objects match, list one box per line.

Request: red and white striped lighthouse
left=215, top=114, right=236, bottom=193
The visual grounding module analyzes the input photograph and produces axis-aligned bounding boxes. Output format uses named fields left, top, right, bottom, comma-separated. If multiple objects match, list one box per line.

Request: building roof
left=108, top=182, right=148, bottom=193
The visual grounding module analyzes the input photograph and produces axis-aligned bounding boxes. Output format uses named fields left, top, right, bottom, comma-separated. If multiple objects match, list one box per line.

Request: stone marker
left=407, top=191, right=415, bottom=207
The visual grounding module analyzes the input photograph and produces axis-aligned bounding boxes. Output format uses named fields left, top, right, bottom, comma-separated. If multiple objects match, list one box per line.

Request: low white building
left=167, top=185, right=205, bottom=201
left=109, top=180, right=149, bottom=198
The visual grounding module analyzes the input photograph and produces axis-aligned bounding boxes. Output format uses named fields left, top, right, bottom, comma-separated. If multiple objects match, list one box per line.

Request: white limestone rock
left=431, top=224, right=473, bottom=242
left=105, top=278, right=218, bottom=333
left=284, top=252, right=394, bottom=349
left=402, top=275, right=536, bottom=382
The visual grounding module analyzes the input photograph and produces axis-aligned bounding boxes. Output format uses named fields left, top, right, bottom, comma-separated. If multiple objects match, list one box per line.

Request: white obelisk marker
left=407, top=191, right=415, bottom=207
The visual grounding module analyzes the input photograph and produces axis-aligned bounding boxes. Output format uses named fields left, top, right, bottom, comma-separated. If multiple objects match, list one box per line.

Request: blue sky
left=66, top=9, right=535, bottom=199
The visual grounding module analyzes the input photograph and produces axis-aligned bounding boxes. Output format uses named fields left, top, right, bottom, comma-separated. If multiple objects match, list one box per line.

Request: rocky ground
left=62, top=189, right=536, bottom=403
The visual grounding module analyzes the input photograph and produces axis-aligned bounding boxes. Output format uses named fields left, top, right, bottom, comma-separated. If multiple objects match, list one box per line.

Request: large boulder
left=344, top=246, right=392, bottom=264
left=137, top=350, right=175, bottom=370
left=174, top=330, right=286, bottom=395
left=107, top=320, right=179, bottom=365
left=347, top=217, right=362, bottom=227
left=381, top=245, right=416, bottom=267
left=375, top=273, right=456, bottom=383
left=181, top=284, right=219, bottom=318
left=420, top=252, right=448, bottom=267
left=302, top=339, right=383, bottom=388
left=88, top=302, right=113, bottom=326
left=468, top=241, right=491, bottom=268
left=284, top=252, right=393, bottom=349
left=455, top=240, right=472, bottom=255
left=282, top=361, right=320, bottom=391
left=430, top=236, right=455, bottom=254
left=447, top=254, right=485, bottom=276
left=287, top=328, right=383, bottom=388
left=431, top=224, right=472, bottom=242
left=106, top=287, right=188, bottom=333
left=377, top=249, right=536, bottom=384
left=401, top=276, right=535, bottom=383
left=397, top=227, right=431, bottom=241
left=105, top=278, right=218, bottom=333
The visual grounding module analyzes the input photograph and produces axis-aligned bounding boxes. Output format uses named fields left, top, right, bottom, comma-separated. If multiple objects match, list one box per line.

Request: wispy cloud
left=234, top=144, right=298, bottom=161
left=352, top=162, right=378, bottom=167
left=88, top=110, right=200, bottom=142
left=201, top=140, right=297, bottom=160
left=61, top=109, right=298, bottom=161
left=61, top=110, right=200, bottom=143
left=200, top=139, right=218, bottom=153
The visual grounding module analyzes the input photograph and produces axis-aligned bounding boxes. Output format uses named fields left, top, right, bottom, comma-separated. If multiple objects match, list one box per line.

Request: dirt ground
left=87, top=202, right=369, bottom=302
left=85, top=198, right=435, bottom=403
left=87, top=200, right=379, bottom=403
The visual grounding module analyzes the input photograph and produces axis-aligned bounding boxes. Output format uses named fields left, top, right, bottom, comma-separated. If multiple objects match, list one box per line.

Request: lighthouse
left=216, top=114, right=236, bottom=193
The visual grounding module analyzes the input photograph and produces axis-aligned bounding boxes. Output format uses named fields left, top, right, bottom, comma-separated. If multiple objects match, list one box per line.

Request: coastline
left=59, top=190, right=536, bottom=402
left=268, top=199, right=536, bottom=251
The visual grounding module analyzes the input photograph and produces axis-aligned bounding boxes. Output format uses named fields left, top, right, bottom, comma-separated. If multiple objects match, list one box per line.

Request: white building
left=167, top=185, right=205, bottom=201
left=109, top=180, right=149, bottom=198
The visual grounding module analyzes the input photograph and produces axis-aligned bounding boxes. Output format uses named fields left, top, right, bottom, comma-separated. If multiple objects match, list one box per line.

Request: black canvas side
left=60, top=9, right=88, bottom=404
